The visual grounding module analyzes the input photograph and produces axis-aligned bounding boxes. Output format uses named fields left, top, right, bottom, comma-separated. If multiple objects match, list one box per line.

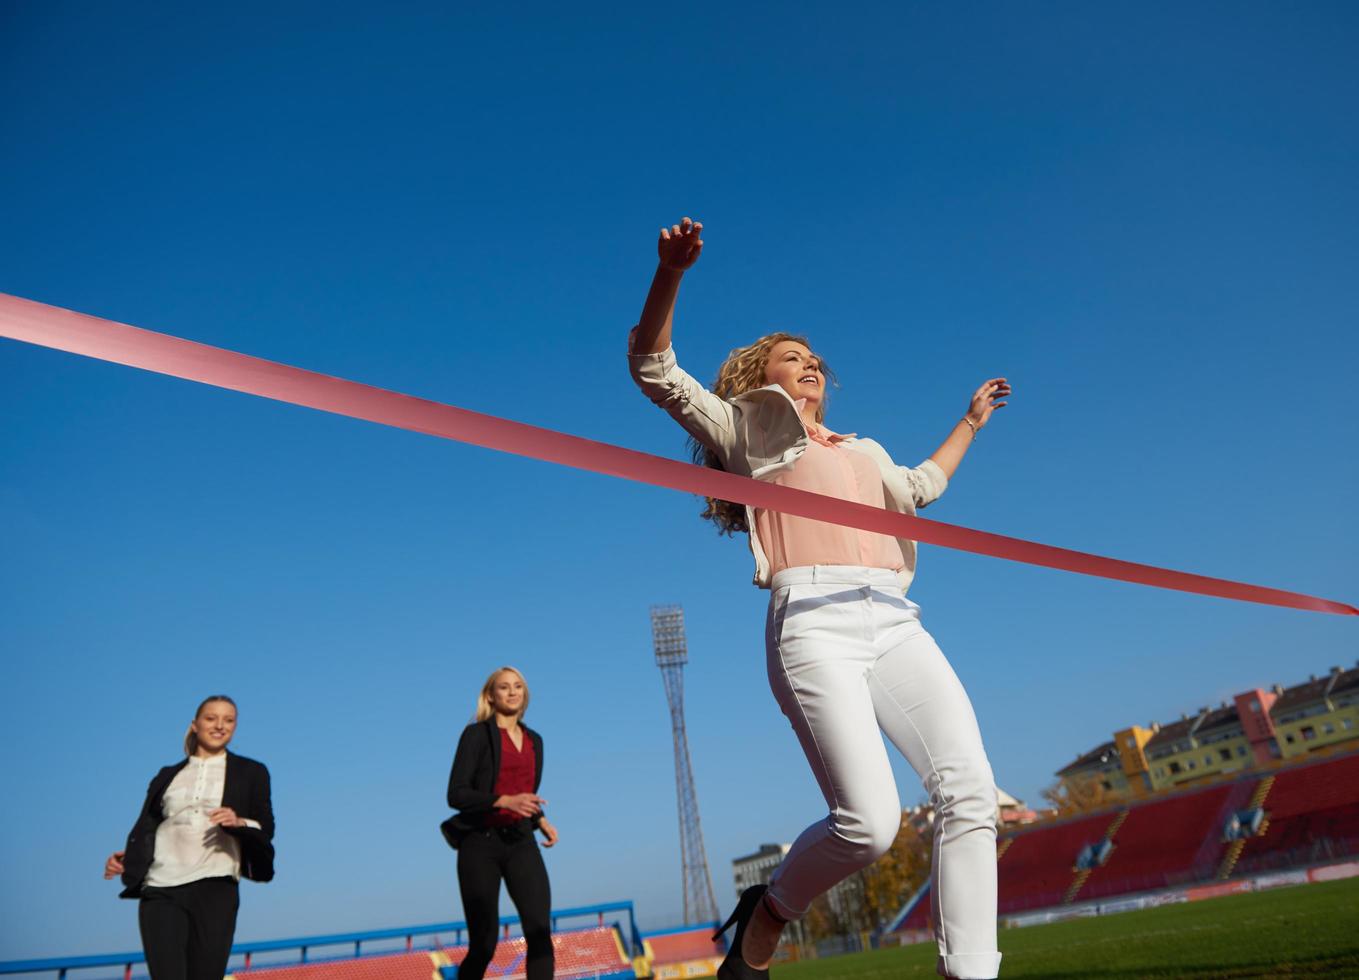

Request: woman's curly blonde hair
left=690, top=332, right=835, bottom=535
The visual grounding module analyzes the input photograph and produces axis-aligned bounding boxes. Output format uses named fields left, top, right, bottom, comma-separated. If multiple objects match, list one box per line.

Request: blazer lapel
left=223, top=752, right=250, bottom=813
left=529, top=728, right=544, bottom=791
left=486, top=720, right=502, bottom=782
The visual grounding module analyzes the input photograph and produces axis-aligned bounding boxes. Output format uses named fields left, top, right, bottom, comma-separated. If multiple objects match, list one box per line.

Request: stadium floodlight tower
left=650, top=604, right=721, bottom=926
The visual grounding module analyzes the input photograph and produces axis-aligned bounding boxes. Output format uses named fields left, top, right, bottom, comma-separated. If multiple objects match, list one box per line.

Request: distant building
left=730, top=842, right=859, bottom=927
left=1057, top=661, right=1359, bottom=801
left=730, top=843, right=818, bottom=945
left=906, top=788, right=1037, bottom=835
left=731, top=843, right=790, bottom=897
left=997, top=788, right=1039, bottom=826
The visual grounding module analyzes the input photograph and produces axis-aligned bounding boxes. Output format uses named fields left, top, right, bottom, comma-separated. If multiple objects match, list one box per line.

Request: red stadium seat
left=231, top=951, right=450, bottom=980
left=1235, top=753, right=1359, bottom=875
left=231, top=926, right=632, bottom=980
left=888, top=750, right=1359, bottom=927
left=1078, top=783, right=1241, bottom=900
left=996, top=811, right=1122, bottom=913
left=644, top=927, right=725, bottom=966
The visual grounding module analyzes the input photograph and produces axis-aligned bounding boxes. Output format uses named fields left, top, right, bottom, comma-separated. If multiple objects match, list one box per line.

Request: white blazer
left=628, top=342, right=948, bottom=592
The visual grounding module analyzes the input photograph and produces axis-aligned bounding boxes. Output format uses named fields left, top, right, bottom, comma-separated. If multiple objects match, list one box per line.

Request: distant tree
left=800, top=812, right=934, bottom=940
left=859, top=816, right=932, bottom=928
left=1041, top=775, right=1114, bottom=816
left=804, top=884, right=856, bottom=942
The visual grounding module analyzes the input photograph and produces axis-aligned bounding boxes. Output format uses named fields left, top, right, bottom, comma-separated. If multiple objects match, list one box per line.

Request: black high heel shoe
left=713, top=885, right=780, bottom=980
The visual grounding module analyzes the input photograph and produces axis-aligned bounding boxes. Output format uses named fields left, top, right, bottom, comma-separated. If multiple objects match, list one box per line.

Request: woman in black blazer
left=103, top=695, right=275, bottom=980
left=443, top=667, right=559, bottom=980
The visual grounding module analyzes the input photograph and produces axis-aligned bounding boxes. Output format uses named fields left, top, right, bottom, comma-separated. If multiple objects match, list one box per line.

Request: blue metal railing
left=637, top=920, right=720, bottom=940
left=0, top=901, right=644, bottom=978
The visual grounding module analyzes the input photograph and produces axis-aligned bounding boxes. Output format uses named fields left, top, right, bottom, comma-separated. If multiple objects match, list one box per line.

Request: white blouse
left=144, top=754, right=260, bottom=888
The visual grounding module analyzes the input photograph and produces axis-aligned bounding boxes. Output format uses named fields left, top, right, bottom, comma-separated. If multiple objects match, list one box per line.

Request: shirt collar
left=793, top=398, right=854, bottom=445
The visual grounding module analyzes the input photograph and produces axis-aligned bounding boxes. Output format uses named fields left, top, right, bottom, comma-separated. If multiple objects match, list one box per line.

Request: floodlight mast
left=650, top=604, right=720, bottom=925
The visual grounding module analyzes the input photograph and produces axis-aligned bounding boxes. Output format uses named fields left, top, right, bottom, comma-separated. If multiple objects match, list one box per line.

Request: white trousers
left=763, top=566, right=1001, bottom=980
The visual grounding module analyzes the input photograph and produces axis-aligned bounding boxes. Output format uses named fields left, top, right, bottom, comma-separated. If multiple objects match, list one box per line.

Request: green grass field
left=774, top=876, right=1359, bottom=979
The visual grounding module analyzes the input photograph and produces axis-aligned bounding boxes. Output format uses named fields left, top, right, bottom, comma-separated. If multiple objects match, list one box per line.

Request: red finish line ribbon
left=2, top=291, right=1354, bottom=616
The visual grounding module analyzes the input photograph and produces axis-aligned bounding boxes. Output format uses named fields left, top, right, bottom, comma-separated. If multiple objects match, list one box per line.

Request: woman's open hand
left=538, top=818, right=560, bottom=847
left=658, top=217, right=703, bottom=272
left=966, top=378, right=1011, bottom=430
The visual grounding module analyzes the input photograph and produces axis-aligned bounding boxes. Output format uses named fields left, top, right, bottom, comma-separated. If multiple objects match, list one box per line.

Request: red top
left=488, top=725, right=536, bottom=827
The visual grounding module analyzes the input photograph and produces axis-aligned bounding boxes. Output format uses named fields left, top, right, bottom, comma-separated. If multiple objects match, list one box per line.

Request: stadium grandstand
left=0, top=903, right=649, bottom=980
left=0, top=904, right=751, bottom=980
left=892, top=745, right=1359, bottom=935
left=889, top=660, right=1359, bottom=938
left=638, top=924, right=726, bottom=980
left=0, top=913, right=740, bottom=980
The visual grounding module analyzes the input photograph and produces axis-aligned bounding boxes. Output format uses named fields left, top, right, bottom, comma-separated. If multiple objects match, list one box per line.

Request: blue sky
left=2, top=0, right=1356, bottom=961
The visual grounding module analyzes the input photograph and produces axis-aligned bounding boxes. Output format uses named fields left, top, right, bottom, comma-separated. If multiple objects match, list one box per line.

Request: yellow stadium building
left=1057, top=662, right=1359, bottom=802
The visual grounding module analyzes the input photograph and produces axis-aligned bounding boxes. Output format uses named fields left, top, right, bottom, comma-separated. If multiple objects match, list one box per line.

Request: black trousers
left=457, top=824, right=553, bottom=980
left=138, top=876, right=239, bottom=980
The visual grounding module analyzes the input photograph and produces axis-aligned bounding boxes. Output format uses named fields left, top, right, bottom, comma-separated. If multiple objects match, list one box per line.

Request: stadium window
left=1169, top=762, right=1182, bottom=774
left=1285, top=734, right=1295, bottom=744
left=1219, top=748, right=1232, bottom=761
left=1236, top=746, right=1248, bottom=757
left=1204, top=755, right=1213, bottom=765
left=1187, top=760, right=1197, bottom=770
left=1250, top=702, right=1261, bottom=712
left=1302, top=726, right=1317, bottom=741
left=1323, top=723, right=1334, bottom=735
left=1345, top=719, right=1354, bottom=730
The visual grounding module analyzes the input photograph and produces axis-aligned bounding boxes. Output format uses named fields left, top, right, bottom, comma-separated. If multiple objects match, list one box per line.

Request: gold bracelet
left=961, top=415, right=979, bottom=437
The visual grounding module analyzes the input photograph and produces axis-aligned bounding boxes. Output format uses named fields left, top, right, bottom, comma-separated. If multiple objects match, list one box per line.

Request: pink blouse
left=754, top=415, right=903, bottom=576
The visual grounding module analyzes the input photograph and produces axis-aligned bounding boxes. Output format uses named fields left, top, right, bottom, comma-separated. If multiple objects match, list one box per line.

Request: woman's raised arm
left=633, top=217, right=703, bottom=355
left=928, top=377, right=1011, bottom=480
